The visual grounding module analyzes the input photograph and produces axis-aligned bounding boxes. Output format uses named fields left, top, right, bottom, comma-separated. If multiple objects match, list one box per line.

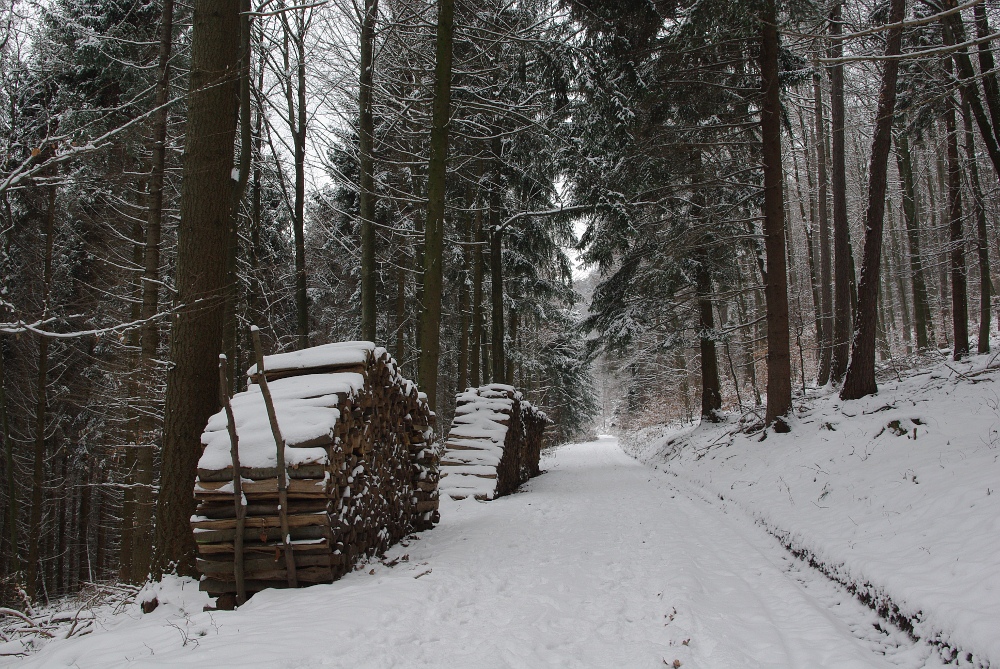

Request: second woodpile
left=440, top=384, right=548, bottom=501
left=191, top=342, right=439, bottom=601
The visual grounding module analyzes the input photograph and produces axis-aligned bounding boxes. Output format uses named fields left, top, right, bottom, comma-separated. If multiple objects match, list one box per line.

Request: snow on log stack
left=191, top=342, right=439, bottom=598
left=440, top=384, right=547, bottom=501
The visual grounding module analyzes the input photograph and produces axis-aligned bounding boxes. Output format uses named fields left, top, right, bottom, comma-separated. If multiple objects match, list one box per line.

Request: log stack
left=440, top=384, right=548, bottom=501
left=191, top=342, right=439, bottom=599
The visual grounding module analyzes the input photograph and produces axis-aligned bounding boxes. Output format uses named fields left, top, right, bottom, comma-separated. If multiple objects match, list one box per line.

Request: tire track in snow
left=657, top=461, right=949, bottom=668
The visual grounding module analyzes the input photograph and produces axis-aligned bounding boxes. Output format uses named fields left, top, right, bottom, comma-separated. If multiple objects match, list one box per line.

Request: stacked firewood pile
left=191, top=342, right=439, bottom=602
left=440, top=384, right=548, bottom=501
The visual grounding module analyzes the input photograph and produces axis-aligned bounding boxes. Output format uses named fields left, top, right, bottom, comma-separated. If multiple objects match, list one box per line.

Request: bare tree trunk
left=889, top=206, right=913, bottom=355
left=458, top=212, right=471, bottom=390
left=416, top=0, right=455, bottom=410
left=55, top=451, right=67, bottom=595
left=945, top=75, right=970, bottom=360
left=876, top=259, right=892, bottom=360
left=759, top=0, right=792, bottom=428
left=489, top=149, right=505, bottom=384
left=76, top=459, right=92, bottom=586
left=223, top=0, right=253, bottom=390
left=394, top=245, right=407, bottom=364
left=131, top=0, right=175, bottom=586
left=152, top=0, right=240, bottom=577
left=975, top=3, right=1000, bottom=142
left=829, top=1, right=851, bottom=384
left=294, top=18, right=309, bottom=349
left=894, top=128, right=932, bottom=349
left=814, top=63, right=833, bottom=385
left=470, top=206, right=483, bottom=388
left=697, top=263, right=722, bottom=420
left=359, top=0, right=380, bottom=341
left=27, top=186, right=55, bottom=600
left=841, top=0, right=905, bottom=400
left=0, top=339, right=16, bottom=579
left=506, top=308, right=517, bottom=385
left=962, top=94, right=992, bottom=353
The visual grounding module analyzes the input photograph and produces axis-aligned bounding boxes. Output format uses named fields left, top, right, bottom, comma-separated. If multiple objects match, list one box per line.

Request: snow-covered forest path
left=16, top=437, right=941, bottom=668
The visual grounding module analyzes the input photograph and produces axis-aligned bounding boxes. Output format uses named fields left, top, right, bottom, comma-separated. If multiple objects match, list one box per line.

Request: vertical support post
left=250, top=327, right=297, bottom=588
left=218, top=354, right=246, bottom=605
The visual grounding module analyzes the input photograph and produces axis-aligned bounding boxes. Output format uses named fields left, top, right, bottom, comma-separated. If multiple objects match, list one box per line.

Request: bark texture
left=759, top=0, right=792, bottom=428
left=840, top=0, right=905, bottom=400
left=152, top=0, right=240, bottom=577
left=359, top=0, right=380, bottom=341
left=829, top=1, right=851, bottom=384
left=417, top=0, right=455, bottom=410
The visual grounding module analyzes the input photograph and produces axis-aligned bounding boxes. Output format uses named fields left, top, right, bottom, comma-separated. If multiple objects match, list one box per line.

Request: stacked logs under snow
left=440, top=384, right=548, bottom=500
left=191, top=342, right=439, bottom=599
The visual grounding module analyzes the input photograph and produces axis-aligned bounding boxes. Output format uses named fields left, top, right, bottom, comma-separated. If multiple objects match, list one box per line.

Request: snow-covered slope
left=624, top=352, right=1000, bottom=667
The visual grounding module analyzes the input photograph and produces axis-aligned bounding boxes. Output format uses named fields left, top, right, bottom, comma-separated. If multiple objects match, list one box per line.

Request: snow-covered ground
left=3, top=434, right=955, bottom=668
left=625, top=352, right=1000, bottom=669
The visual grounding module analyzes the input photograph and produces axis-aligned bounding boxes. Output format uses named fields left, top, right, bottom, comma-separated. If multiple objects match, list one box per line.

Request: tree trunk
left=394, top=245, right=407, bottom=364
left=55, top=451, right=67, bottom=594
left=119, top=217, right=143, bottom=584
left=506, top=308, right=517, bottom=385
left=416, top=0, right=455, bottom=410
left=222, top=0, right=252, bottom=390
left=458, top=214, right=471, bottom=390
left=959, top=97, right=992, bottom=353
left=0, top=339, right=16, bottom=579
left=76, top=459, right=92, bottom=585
left=975, top=3, right=1000, bottom=144
left=945, top=78, right=970, bottom=360
left=829, top=1, right=852, bottom=384
left=697, top=263, right=722, bottom=420
left=489, top=151, right=505, bottom=384
left=759, top=0, right=792, bottom=428
left=359, top=0, right=379, bottom=341
left=27, top=186, right=56, bottom=600
left=814, top=64, right=834, bottom=385
left=894, top=128, right=932, bottom=350
left=152, top=0, right=240, bottom=578
left=840, top=0, right=905, bottom=399
left=470, top=206, right=484, bottom=388
left=131, top=0, right=175, bottom=586
left=294, top=21, right=309, bottom=350
left=889, top=206, right=913, bottom=354
left=790, top=117, right=823, bottom=372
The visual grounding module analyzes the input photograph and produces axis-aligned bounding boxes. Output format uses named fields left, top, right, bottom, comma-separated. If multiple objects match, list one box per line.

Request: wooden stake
left=250, top=327, right=298, bottom=588
left=218, top=354, right=247, bottom=605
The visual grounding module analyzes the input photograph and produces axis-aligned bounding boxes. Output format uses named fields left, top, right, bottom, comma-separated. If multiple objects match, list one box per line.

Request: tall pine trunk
left=945, top=74, right=970, bottom=360
left=829, top=1, right=852, bottom=384
left=359, top=0, right=379, bottom=341
left=489, top=146, right=505, bottom=384
left=0, top=338, right=15, bottom=579
left=417, top=0, right=455, bottom=410
left=470, top=205, right=483, bottom=388
left=975, top=3, right=1000, bottom=141
left=27, top=186, right=55, bottom=600
left=814, top=63, right=833, bottom=385
left=841, top=0, right=905, bottom=400
left=894, top=128, right=932, bottom=349
left=961, top=99, right=991, bottom=353
left=152, top=0, right=240, bottom=577
left=294, top=21, right=309, bottom=349
left=759, top=0, right=792, bottom=428
left=131, top=0, right=174, bottom=585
